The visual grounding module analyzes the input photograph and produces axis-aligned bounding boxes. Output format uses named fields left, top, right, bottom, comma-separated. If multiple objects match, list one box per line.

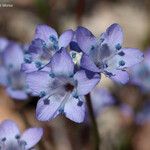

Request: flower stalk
left=86, top=93, right=100, bottom=150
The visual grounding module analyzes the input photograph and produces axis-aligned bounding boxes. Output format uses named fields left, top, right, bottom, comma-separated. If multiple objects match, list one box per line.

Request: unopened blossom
left=22, top=24, right=74, bottom=73
left=0, top=42, right=28, bottom=100
left=76, top=23, right=144, bottom=84
left=0, top=120, right=43, bottom=150
left=26, top=48, right=99, bottom=123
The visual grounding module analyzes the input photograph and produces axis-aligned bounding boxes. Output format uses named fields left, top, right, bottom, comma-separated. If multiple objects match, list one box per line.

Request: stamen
left=40, top=91, right=46, bottom=97
left=43, top=99, right=50, bottom=105
left=119, top=60, right=125, bottom=66
left=115, top=43, right=122, bottom=50
left=77, top=100, right=83, bottom=107
left=118, top=51, right=125, bottom=56
left=24, top=54, right=32, bottom=63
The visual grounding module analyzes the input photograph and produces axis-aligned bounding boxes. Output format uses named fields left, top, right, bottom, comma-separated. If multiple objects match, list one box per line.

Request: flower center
left=65, top=83, right=74, bottom=92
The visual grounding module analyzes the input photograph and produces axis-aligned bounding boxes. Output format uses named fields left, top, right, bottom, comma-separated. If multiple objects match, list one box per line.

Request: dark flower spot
left=118, top=51, right=125, bottom=56
left=1, top=137, right=6, bottom=142
left=105, top=71, right=113, bottom=77
left=77, top=100, right=83, bottom=107
left=35, top=61, right=42, bottom=69
left=91, top=45, right=95, bottom=51
left=115, top=43, right=122, bottom=50
left=40, top=91, right=46, bottom=97
left=59, top=108, right=66, bottom=115
left=119, top=60, right=125, bottom=66
left=24, top=54, right=32, bottom=63
left=43, top=99, right=50, bottom=105
left=49, top=73, right=55, bottom=78
left=15, top=135, right=20, bottom=139
left=72, top=52, right=76, bottom=58
left=65, top=83, right=74, bottom=92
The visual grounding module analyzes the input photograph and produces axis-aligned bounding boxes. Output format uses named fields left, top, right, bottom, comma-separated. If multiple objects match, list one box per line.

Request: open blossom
left=22, top=24, right=74, bottom=73
left=0, top=120, right=43, bottom=150
left=76, top=23, right=144, bottom=84
left=0, top=42, right=28, bottom=100
left=26, top=48, right=99, bottom=123
left=130, top=49, right=150, bottom=91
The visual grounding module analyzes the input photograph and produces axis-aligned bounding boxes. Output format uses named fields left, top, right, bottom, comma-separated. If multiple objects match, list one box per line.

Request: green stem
left=86, top=93, right=100, bottom=150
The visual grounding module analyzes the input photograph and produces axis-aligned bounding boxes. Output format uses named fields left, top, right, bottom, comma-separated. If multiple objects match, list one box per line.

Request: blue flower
left=26, top=48, right=99, bottom=123
left=22, top=24, right=74, bottom=73
left=0, top=42, right=28, bottom=100
left=76, top=23, right=144, bottom=84
left=0, top=120, right=43, bottom=150
left=131, top=49, right=150, bottom=92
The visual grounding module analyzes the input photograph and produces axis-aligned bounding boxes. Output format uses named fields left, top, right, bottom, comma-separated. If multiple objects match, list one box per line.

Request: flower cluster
left=21, top=23, right=144, bottom=123
left=0, top=120, right=43, bottom=150
left=0, top=23, right=144, bottom=123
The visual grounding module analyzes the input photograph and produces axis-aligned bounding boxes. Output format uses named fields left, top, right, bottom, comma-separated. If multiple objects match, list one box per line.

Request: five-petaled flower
left=76, top=23, right=144, bottom=84
left=26, top=48, right=99, bottom=123
left=22, top=24, right=74, bottom=73
left=0, top=120, right=43, bottom=150
left=0, top=42, right=28, bottom=100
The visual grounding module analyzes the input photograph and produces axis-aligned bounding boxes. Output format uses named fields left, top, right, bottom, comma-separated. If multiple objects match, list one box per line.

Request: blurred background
left=0, top=0, right=150, bottom=150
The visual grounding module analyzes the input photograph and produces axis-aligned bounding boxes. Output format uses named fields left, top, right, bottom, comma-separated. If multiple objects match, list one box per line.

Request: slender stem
left=86, top=93, right=100, bottom=150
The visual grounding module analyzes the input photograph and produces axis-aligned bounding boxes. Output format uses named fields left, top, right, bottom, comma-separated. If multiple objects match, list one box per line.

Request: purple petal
left=74, top=70, right=100, bottom=96
left=3, top=43, right=24, bottom=71
left=59, top=29, right=74, bottom=48
left=34, top=24, right=58, bottom=45
left=81, top=54, right=100, bottom=72
left=76, top=26, right=96, bottom=54
left=0, top=120, right=20, bottom=140
left=6, top=87, right=28, bottom=100
left=0, top=37, right=8, bottom=52
left=104, top=23, right=123, bottom=49
left=119, top=48, right=144, bottom=68
left=21, top=128, right=43, bottom=149
left=26, top=71, right=52, bottom=96
left=51, top=48, right=74, bottom=77
left=36, top=94, right=66, bottom=121
left=110, top=70, right=129, bottom=84
left=64, top=96, right=85, bottom=123
left=0, top=66, right=8, bottom=86
left=21, top=63, right=38, bottom=73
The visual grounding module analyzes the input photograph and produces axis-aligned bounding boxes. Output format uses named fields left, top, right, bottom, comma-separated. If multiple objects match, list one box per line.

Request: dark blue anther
left=105, top=71, right=113, bottom=77
left=115, top=43, right=122, bottom=50
left=72, top=52, right=76, bottom=58
left=49, top=73, right=55, bottom=78
left=35, top=61, right=42, bottom=69
left=15, top=135, right=20, bottom=139
left=1, top=137, right=6, bottom=142
left=77, top=100, right=83, bottom=107
left=43, top=99, right=50, bottom=105
left=91, top=45, right=95, bottom=51
left=59, top=108, right=66, bottom=115
left=40, top=91, right=46, bottom=97
left=118, top=51, right=125, bottom=56
left=24, top=54, right=32, bottom=63
left=119, top=60, right=125, bottom=66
